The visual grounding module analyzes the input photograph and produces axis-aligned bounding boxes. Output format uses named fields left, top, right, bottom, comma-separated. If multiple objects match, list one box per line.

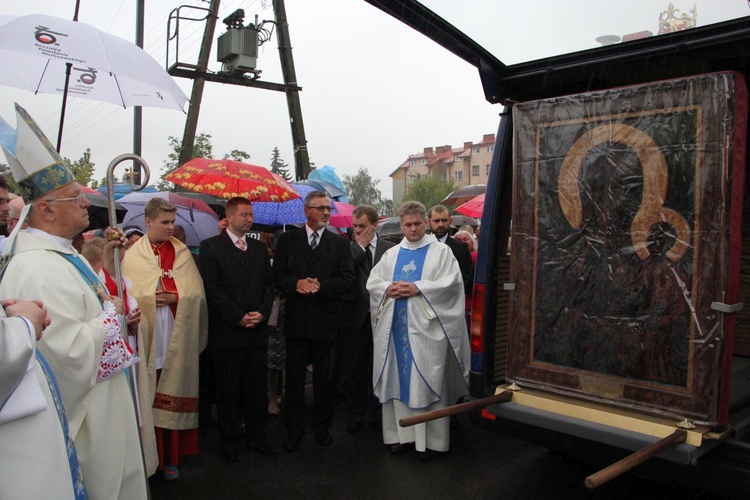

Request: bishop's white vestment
left=0, top=230, right=148, bottom=499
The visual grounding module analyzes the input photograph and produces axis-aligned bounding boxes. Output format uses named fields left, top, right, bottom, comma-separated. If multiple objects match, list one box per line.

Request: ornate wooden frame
left=507, top=72, right=747, bottom=425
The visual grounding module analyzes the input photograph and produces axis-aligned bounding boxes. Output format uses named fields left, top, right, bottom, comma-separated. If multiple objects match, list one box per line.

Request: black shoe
left=418, top=449, right=442, bottom=461
left=315, top=432, right=333, bottom=446
left=346, top=421, right=364, bottom=434
left=220, top=450, right=238, bottom=463
left=252, top=444, right=275, bottom=456
left=388, top=443, right=409, bottom=455
left=283, top=434, right=302, bottom=452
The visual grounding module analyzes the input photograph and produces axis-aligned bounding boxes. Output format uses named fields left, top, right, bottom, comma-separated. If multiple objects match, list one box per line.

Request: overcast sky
left=1, top=0, right=747, bottom=201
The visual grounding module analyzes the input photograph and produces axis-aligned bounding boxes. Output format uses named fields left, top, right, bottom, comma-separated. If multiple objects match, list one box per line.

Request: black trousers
left=284, top=337, right=337, bottom=437
left=212, top=345, right=268, bottom=452
left=341, top=319, right=381, bottom=425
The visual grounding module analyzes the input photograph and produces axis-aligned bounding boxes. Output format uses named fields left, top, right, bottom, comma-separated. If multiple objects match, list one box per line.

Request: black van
left=366, top=0, right=750, bottom=492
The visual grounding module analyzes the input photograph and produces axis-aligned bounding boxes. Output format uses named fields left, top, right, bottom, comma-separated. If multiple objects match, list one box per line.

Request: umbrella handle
left=105, top=154, right=151, bottom=303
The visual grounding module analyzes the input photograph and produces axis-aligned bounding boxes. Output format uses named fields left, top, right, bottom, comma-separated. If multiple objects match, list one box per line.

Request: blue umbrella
left=251, top=184, right=338, bottom=227
left=292, top=179, right=346, bottom=200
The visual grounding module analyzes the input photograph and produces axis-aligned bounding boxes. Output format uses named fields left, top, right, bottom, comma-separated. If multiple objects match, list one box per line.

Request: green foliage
left=342, top=167, right=393, bottom=216
left=402, top=175, right=455, bottom=211
left=159, top=133, right=214, bottom=191
left=91, top=175, right=118, bottom=190
left=63, top=148, right=95, bottom=186
left=223, top=149, right=251, bottom=161
left=270, top=146, right=292, bottom=181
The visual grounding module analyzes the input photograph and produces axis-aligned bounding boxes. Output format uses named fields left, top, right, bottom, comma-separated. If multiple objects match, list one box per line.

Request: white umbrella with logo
left=0, top=14, right=188, bottom=150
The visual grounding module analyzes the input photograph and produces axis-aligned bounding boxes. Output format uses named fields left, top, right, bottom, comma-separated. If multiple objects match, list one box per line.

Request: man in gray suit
left=340, top=205, right=395, bottom=433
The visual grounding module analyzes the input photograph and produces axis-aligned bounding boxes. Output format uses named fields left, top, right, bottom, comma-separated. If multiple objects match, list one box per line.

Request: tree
left=402, top=175, right=455, bottom=212
left=342, top=167, right=392, bottom=216
left=223, top=149, right=251, bottom=161
left=64, top=148, right=95, bottom=186
left=269, top=147, right=292, bottom=181
left=158, top=133, right=213, bottom=191
left=91, top=175, right=118, bottom=190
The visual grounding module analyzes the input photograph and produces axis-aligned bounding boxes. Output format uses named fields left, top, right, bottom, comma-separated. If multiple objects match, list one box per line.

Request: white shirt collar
left=437, top=234, right=448, bottom=244
left=305, top=225, right=323, bottom=241
left=226, top=228, right=245, bottom=245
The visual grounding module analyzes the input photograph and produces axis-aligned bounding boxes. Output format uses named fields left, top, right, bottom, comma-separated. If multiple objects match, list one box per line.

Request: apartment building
left=390, top=133, right=495, bottom=207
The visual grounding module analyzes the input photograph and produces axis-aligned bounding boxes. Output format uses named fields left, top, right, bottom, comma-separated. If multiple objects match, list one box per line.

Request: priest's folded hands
left=386, top=281, right=419, bottom=299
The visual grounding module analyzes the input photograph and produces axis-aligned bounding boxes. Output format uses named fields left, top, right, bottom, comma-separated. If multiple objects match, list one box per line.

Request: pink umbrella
left=329, top=202, right=355, bottom=228
left=455, top=193, right=485, bottom=218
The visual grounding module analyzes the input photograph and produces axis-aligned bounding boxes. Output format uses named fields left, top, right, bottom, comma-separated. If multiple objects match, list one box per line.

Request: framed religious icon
left=506, top=72, right=747, bottom=425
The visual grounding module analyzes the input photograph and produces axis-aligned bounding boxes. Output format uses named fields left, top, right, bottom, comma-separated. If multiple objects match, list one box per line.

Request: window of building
left=472, top=165, right=480, bottom=176
left=421, top=158, right=428, bottom=165
left=455, top=171, right=463, bottom=181
left=486, top=164, right=491, bottom=175
left=472, top=146, right=480, bottom=154
left=486, top=145, right=494, bottom=153
left=409, top=159, right=416, bottom=167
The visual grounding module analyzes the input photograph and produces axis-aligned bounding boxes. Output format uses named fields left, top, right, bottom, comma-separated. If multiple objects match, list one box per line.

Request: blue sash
left=36, top=350, right=89, bottom=499
left=391, top=245, right=429, bottom=405
left=56, top=253, right=105, bottom=306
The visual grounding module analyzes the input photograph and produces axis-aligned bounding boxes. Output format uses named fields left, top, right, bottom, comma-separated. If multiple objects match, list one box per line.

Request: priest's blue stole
left=391, top=245, right=429, bottom=405
left=36, top=351, right=89, bottom=499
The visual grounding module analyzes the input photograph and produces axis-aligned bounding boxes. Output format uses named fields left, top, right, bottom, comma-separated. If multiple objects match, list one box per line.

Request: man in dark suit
left=428, top=204, right=474, bottom=296
left=199, top=197, right=275, bottom=462
left=340, top=205, right=395, bottom=434
left=273, top=191, right=355, bottom=451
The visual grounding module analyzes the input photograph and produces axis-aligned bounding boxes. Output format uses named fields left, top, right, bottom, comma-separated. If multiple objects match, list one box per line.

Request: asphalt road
left=148, top=393, right=736, bottom=500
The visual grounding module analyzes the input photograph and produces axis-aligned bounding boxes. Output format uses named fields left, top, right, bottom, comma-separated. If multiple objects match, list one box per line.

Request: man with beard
left=272, top=191, right=354, bottom=451
left=427, top=204, right=474, bottom=297
left=0, top=174, right=11, bottom=237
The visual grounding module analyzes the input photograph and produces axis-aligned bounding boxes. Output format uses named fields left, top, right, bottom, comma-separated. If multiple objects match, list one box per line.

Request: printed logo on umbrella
left=34, top=25, right=68, bottom=45
left=75, top=67, right=97, bottom=85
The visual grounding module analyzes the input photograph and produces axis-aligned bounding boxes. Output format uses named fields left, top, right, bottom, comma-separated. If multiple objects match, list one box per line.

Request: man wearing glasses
left=272, top=191, right=354, bottom=451
left=199, top=197, right=275, bottom=462
left=0, top=104, right=148, bottom=498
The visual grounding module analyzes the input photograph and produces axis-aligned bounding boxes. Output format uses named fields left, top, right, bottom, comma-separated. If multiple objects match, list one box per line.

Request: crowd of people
left=0, top=104, right=477, bottom=498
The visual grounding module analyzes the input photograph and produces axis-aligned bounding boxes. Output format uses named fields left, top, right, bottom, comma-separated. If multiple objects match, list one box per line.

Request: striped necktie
left=310, top=231, right=318, bottom=251
left=236, top=238, right=247, bottom=251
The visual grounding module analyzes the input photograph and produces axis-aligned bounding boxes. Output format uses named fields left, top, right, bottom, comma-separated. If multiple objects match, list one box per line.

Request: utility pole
left=132, top=0, right=145, bottom=185
left=178, top=0, right=221, bottom=167
left=168, top=1, right=308, bottom=177
left=274, top=0, right=311, bottom=180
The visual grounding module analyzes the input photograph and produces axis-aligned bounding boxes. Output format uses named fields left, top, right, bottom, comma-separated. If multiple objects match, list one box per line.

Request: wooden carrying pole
left=399, top=390, right=513, bottom=428
left=584, top=429, right=687, bottom=489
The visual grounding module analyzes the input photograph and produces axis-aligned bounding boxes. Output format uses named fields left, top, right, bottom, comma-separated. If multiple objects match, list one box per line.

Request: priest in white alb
left=367, top=200, right=470, bottom=461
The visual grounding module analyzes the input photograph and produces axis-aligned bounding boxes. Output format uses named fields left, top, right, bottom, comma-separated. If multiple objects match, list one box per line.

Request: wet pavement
left=148, top=390, right=734, bottom=500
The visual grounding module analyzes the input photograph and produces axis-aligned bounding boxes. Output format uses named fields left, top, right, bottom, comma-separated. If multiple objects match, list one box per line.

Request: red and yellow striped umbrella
left=164, top=158, right=300, bottom=202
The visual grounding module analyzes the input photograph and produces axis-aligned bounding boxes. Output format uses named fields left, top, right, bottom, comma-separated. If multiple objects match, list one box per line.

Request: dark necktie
left=365, top=245, right=373, bottom=271
left=310, top=231, right=318, bottom=251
